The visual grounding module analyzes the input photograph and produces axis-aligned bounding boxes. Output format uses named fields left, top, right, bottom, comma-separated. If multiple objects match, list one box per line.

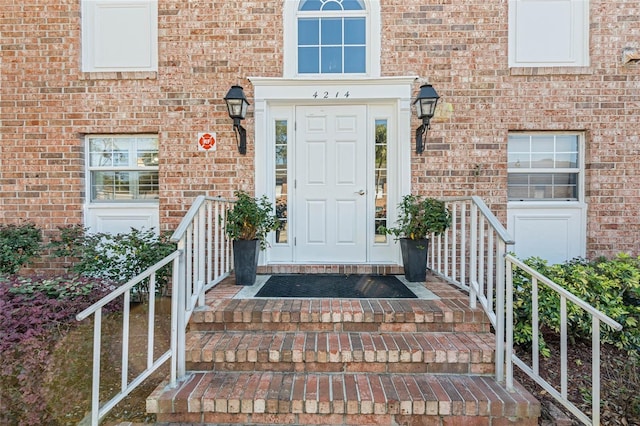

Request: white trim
left=283, top=0, right=381, bottom=78
left=83, top=134, right=160, bottom=234
left=251, top=76, right=416, bottom=265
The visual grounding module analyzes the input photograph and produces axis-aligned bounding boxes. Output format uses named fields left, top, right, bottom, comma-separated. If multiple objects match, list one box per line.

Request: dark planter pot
left=233, top=239, right=260, bottom=285
left=400, top=238, right=429, bottom=282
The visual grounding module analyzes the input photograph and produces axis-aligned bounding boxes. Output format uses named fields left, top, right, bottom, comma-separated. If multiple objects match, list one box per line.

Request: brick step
left=147, top=371, right=540, bottom=425
left=185, top=330, right=495, bottom=375
left=190, top=298, right=490, bottom=333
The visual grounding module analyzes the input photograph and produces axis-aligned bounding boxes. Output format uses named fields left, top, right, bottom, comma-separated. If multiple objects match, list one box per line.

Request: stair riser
left=190, top=322, right=490, bottom=333
left=186, top=361, right=496, bottom=375
left=156, top=412, right=539, bottom=425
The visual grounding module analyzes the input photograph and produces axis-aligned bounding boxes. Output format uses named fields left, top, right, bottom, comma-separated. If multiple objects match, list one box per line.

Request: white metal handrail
left=506, top=254, right=623, bottom=426
left=169, top=195, right=234, bottom=379
left=76, top=250, right=181, bottom=426
left=76, top=195, right=234, bottom=425
left=429, top=196, right=624, bottom=426
left=429, top=196, right=515, bottom=382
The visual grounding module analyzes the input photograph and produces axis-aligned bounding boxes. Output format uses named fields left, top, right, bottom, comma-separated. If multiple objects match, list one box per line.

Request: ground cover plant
left=1, top=225, right=177, bottom=424
left=0, top=274, right=121, bottom=425
left=512, top=253, right=640, bottom=424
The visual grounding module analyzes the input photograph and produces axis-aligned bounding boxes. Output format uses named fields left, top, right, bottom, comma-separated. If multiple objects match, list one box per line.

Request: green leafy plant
left=223, top=190, right=279, bottom=249
left=512, top=253, right=640, bottom=357
left=382, top=194, right=452, bottom=240
left=49, top=227, right=176, bottom=299
left=0, top=223, right=42, bottom=274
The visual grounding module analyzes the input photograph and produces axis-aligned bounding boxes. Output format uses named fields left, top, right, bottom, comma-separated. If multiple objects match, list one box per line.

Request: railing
left=505, top=255, right=623, bottom=426
left=170, top=195, right=234, bottom=379
left=429, top=196, right=515, bottom=382
left=76, top=195, right=233, bottom=425
left=429, top=196, right=624, bottom=426
left=76, top=251, right=181, bottom=426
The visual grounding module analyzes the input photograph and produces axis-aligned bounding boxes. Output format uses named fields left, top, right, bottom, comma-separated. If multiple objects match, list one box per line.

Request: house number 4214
left=313, top=91, right=350, bottom=99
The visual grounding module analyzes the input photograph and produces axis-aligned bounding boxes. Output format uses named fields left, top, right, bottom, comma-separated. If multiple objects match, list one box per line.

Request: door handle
left=355, top=190, right=365, bottom=196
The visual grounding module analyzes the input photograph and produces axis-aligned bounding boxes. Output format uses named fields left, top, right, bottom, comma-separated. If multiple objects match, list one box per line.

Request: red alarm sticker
left=198, top=132, right=216, bottom=151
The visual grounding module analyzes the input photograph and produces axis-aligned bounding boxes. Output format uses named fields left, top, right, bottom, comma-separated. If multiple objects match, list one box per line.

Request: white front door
left=294, top=105, right=368, bottom=262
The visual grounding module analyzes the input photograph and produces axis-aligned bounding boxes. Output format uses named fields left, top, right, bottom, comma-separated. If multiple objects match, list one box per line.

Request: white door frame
left=250, top=77, right=417, bottom=265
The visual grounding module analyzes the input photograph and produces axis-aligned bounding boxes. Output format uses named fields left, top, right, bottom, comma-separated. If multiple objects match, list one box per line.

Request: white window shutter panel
left=509, top=0, right=589, bottom=67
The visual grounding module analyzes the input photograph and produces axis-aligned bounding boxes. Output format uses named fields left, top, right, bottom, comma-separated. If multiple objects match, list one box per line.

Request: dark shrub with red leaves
left=0, top=274, right=121, bottom=425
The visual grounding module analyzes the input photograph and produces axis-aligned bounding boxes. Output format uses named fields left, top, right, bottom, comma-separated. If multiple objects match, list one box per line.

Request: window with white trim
left=284, top=0, right=380, bottom=77
left=81, top=0, right=158, bottom=72
left=87, top=135, right=159, bottom=202
left=508, top=0, right=589, bottom=67
left=507, top=133, right=583, bottom=201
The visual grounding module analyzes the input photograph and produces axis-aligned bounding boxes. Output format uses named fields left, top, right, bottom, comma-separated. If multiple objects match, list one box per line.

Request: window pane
left=321, top=18, right=342, bottom=45
left=556, top=135, right=578, bottom=152
left=138, top=171, right=159, bottom=199
left=342, top=0, right=365, bottom=10
left=299, top=47, right=319, bottom=73
left=321, top=46, right=342, bottom=73
left=89, top=137, right=130, bottom=167
left=508, top=173, right=578, bottom=201
left=344, top=46, right=365, bottom=73
left=508, top=135, right=530, bottom=153
left=92, top=171, right=132, bottom=201
left=531, top=153, right=554, bottom=168
left=137, top=137, right=159, bottom=167
left=556, top=153, right=578, bottom=168
left=322, top=1, right=342, bottom=11
left=298, top=19, right=319, bottom=45
left=344, top=18, right=365, bottom=44
left=531, top=135, right=554, bottom=152
left=275, top=120, right=288, bottom=244
left=374, top=119, right=388, bottom=243
left=508, top=153, right=529, bottom=169
left=89, top=138, right=113, bottom=167
left=299, top=0, right=323, bottom=11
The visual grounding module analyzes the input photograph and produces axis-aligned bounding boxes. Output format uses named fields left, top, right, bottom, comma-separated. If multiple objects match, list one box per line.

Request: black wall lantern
left=224, top=85, right=250, bottom=154
left=413, top=84, right=440, bottom=155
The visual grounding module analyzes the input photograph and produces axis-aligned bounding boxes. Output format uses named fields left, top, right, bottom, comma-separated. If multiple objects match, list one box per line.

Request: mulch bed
left=514, top=331, right=640, bottom=425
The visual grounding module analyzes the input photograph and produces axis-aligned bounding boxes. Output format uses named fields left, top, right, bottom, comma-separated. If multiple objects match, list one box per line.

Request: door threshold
left=257, top=264, right=403, bottom=275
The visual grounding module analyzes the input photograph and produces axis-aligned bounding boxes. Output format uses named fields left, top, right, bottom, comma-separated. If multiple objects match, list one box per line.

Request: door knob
left=355, top=190, right=365, bottom=195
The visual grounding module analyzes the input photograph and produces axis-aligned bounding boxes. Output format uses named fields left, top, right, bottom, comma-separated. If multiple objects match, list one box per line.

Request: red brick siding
left=1, top=0, right=638, bottom=259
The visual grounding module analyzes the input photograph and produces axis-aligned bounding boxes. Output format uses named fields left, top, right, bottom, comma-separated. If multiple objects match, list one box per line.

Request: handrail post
left=198, top=206, right=206, bottom=307
left=91, top=309, right=102, bottom=426
left=170, top=255, right=180, bottom=386
left=469, top=202, right=478, bottom=309
left=503, top=252, right=512, bottom=388
left=176, top=238, right=187, bottom=378
left=592, top=317, right=601, bottom=426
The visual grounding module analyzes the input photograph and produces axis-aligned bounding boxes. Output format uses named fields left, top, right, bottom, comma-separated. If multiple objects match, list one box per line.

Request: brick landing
left=147, top=272, right=540, bottom=425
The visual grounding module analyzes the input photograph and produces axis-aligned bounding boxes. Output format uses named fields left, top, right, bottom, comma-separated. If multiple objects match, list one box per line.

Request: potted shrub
left=384, top=194, right=451, bottom=282
left=224, top=190, right=279, bottom=285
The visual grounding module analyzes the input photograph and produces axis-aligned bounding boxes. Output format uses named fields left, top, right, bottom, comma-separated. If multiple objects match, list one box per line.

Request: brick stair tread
left=147, top=371, right=540, bottom=419
left=190, top=298, right=489, bottom=333
left=185, top=330, right=495, bottom=374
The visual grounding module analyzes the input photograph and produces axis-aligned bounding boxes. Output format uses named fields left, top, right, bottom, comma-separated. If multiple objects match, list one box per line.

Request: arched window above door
left=283, top=0, right=381, bottom=78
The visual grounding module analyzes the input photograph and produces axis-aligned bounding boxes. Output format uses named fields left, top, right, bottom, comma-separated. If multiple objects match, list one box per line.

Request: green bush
left=49, top=227, right=177, bottom=300
left=513, top=253, right=640, bottom=357
left=0, top=223, right=42, bottom=274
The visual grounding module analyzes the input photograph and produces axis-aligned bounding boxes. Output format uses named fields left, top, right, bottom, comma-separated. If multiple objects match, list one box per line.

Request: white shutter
left=82, top=0, right=158, bottom=72
left=509, top=0, right=589, bottom=67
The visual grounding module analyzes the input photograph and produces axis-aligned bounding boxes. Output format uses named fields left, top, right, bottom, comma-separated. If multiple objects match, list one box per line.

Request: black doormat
left=254, top=274, right=417, bottom=298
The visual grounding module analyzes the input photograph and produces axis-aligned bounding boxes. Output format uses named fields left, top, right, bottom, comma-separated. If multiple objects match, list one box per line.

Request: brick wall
left=1, top=0, right=638, bottom=260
